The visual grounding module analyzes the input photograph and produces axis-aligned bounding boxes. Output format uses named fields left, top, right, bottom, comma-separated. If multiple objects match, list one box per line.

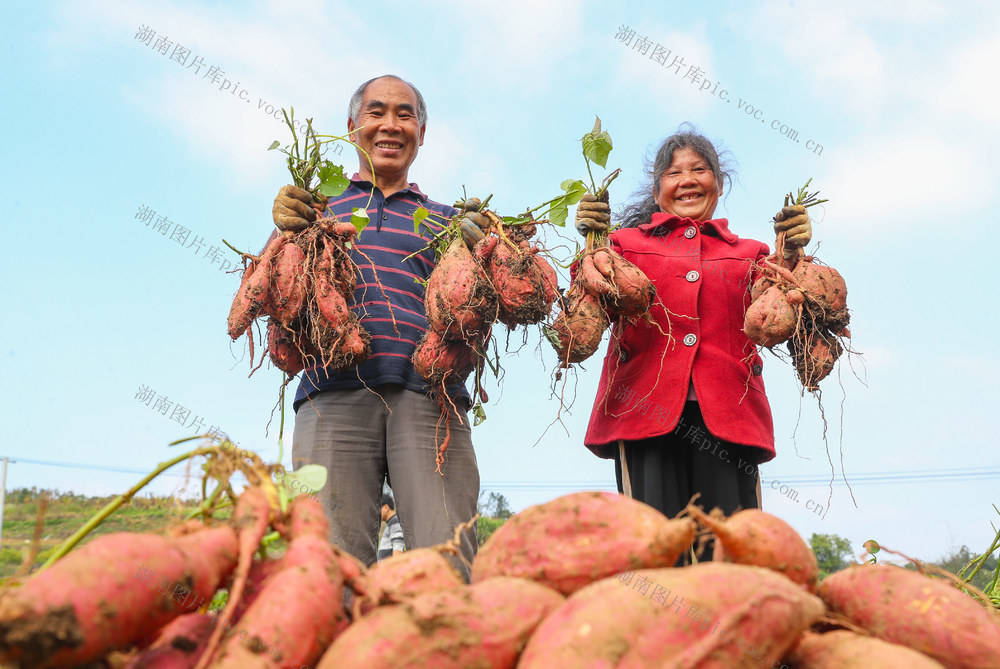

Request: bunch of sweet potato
left=227, top=215, right=369, bottom=377
left=550, top=226, right=656, bottom=367
left=744, top=252, right=850, bottom=391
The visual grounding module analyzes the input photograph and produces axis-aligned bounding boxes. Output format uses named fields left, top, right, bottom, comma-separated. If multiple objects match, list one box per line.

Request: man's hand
left=575, top=194, right=611, bottom=237
left=774, top=204, right=811, bottom=259
left=458, top=198, right=490, bottom=250
left=272, top=184, right=317, bottom=232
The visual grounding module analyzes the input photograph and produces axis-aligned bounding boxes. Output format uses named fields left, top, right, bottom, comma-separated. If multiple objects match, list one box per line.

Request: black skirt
left=613, top=401, right=763, bottom=556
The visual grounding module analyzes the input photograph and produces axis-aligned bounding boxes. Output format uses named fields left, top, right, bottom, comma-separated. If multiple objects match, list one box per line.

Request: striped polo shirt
left=292, top=177, right=465, bottom=409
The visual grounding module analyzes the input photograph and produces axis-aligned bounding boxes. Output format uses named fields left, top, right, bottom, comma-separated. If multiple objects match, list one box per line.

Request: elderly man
left=270, top=75, right=483, bottom=578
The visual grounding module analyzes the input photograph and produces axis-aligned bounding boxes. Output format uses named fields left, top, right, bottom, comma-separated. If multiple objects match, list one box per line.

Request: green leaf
left=472, top=402, right=487, bottom=426
left=560, top=179, right=588, bottom=205
left=351, top=208, right=370, bottom=235
left=413, top=206, right=429, bottom=235
left=267, top=140, right=280, bottom=151
left=549, top=202, right=568, bottom=227
left=317, top=162, right=350, bottom=197
left=275, top=464, right=328, bottom=500
left=582, top=132, right=613, bottom=168
left=581, top=116, right=613, bottom=168
left=542, top=324, right=563, bottom=350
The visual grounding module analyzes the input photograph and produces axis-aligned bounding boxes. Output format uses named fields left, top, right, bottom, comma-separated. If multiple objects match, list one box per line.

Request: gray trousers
left=292, top=385, right=479, bottom=580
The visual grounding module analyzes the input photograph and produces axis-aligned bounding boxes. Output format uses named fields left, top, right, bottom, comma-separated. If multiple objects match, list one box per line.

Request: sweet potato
left=518, top=563, right=825, bottom=668
left=819, top=565, right=1000, bottom=669
left=205, top=497, right=346, bottom=669
left=313, top=271, right=351, bottom=336
left=791, top=333, right=842, bottom=390
left=269, top=242, right=308, bottom=326
left=425, top=237, right=497, bottom=341
left=123, top=613, right=215, bottom=669
left=362, top=548, right=464, bottom=610
left=472, top=491, right=696, bottom=595
left=743, top=285, right=797, bottom=348
left=227, top=261, right=259, bottom=340
left=687, top=506, right=819, bottom=592
left=266, top=319, right=304, bottom=374
left=489, top=239, right=556, bottom=326
left=577, top=253, right=614, bottom=296
left=551, top=285, right=609, bottom=366
left=198, top=488, right=272, bottom=666
left=412, top=329, right=478, bottom=386
left=793, top=260, right=847, bottom=312
left=0, top=526, right=238, bottom=668
left=317, top=577, right=563, bottom=669
left=785, top=630, right=946, bottom=668
left=251, top=235, right=288, bottom=320
left=603, top=251, right=656, bottom=319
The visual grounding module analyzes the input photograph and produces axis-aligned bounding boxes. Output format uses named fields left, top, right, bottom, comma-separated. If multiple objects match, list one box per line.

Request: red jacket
left=583, top=212, right=775, bottom=463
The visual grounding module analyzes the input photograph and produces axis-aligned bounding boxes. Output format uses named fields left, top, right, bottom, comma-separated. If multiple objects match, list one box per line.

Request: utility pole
left=0, top=457, right=10, bottom=552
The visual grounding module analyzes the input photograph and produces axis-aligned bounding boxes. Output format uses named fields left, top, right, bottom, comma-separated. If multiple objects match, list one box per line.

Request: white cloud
left=816, top=131, right=994, bottom=237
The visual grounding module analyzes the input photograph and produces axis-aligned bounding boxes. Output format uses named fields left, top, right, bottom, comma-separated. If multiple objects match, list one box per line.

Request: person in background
left=378, top=489, right=405, bottom=560
left=574, top=124, right=811, bottom=533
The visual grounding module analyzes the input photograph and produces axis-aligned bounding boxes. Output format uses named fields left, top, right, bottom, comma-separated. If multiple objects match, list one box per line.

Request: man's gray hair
left=348, top=75, right=427, bottom=127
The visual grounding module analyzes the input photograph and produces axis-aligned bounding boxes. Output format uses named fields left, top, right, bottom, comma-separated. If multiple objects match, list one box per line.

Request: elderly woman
left=575, top=125, right=811, bottom=523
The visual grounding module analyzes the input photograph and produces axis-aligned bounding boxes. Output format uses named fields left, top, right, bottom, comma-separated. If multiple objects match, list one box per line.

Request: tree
left=809, top=533, right=853, bottom=580
left=478, top=490, right=513, bottom=520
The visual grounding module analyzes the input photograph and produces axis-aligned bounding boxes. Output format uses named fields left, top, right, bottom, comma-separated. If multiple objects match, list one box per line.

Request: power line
left=4, top=457, right=998, bottom=491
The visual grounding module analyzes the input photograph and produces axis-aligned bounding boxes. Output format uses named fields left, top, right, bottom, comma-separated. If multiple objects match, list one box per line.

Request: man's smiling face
left=347, top=77, right=425, bottom=189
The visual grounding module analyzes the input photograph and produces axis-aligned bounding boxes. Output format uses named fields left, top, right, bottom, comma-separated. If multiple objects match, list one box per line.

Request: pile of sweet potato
left=0, top=492, right=351, bottom=669
left=5, top=490, right=998, bottom=668
left=227, top=215, right=369, bottom=377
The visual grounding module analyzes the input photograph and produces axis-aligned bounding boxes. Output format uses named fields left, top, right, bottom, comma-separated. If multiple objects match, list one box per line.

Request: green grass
left=0, top=487, right=204, bottom=579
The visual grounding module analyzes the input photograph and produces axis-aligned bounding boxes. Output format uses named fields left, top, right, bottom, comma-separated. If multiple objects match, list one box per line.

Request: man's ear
left=418, top=123, right=426, bottom=147
left=347, top=117, right=357, bottom=137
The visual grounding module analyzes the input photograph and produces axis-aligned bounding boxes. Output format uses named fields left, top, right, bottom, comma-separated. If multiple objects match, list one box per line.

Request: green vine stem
left=39, top=446, right=217, bottom=571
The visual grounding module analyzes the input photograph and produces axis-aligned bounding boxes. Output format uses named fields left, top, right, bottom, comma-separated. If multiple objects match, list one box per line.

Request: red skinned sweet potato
left=551, top=285, right=609, bottom=366
left=205, top=497, right=346, bottom=669
left=744, top=285, right=798, bottom=348
left=819, top=565, right=1000, bottom=669
left=227, top=260, right=259, bottom=340
left=425, top=237, right=497, bottom=341
left=472, top=491, right=696, bottom=595
left=687, top=506, right=819, bottom=592
left=785, top=630, right=946, bottom=668
left=793, top=260, right=847, bottom=312
left=266, top=319, right=304, bottom=374
left=123, top=613, right=215, bottom=669
left=604, top=250, right=656, bottom=319
left=358, top=549, right=464, bottom=616
left=0, top=526, right=238, bottom=668
left=412, top=329, right=478, bottom=386
left=518, top=563, right=825, bottom=669
left=317, top=577, right=563, bottom=669
left=269, top=242, right=308, bottom=326
left=489, top=239, right=556, bottom=326
left=792, top=333, right=842, bottom=390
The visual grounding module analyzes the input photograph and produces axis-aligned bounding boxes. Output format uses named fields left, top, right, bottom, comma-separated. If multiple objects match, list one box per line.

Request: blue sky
left=1, top=0, right=998, bottom=564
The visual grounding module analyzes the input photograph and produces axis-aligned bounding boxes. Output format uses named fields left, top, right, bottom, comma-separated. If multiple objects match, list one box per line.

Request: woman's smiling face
left=653, top=147, right=721, bottom=222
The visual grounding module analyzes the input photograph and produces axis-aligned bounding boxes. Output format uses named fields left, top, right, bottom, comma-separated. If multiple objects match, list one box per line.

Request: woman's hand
left=575, top=194, right=611, bottom=237
left=272, top=184, right=317, bottom=232
left=773, top=205, right=811, bottom=259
